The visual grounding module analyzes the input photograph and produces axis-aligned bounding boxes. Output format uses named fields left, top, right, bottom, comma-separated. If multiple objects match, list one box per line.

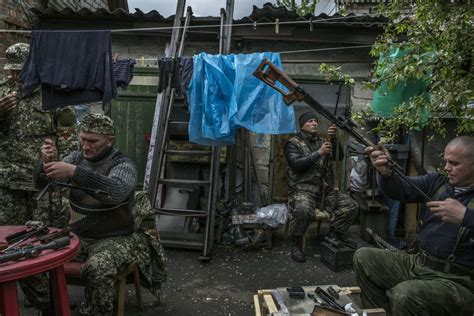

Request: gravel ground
left=20, top=224, right=360, bottom=316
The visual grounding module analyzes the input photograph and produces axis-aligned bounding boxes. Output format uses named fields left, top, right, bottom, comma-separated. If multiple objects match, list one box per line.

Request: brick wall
left=0, top=1, right=36, bottom=79
left=48, top=0, right=108, bottom=11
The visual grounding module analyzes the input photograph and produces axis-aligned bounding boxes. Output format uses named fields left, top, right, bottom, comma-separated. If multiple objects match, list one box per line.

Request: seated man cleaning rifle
left=34, top=113, right=137, bottom=316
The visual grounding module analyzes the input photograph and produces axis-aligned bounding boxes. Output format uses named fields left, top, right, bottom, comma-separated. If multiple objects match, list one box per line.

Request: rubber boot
left=290, top=235, right=306, bottom=262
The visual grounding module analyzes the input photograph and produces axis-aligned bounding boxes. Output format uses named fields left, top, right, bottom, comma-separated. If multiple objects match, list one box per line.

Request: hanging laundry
left=157, top=58, right=175, bottom=93
left=187, top=52, right=296, bottom=146
left=157, top=57, right=193, bottom=97
left=178, top=57, right=193, bottom=98
left=20, top=30, right=117, bottom=110
left=114, top=58, right=136, bottom=88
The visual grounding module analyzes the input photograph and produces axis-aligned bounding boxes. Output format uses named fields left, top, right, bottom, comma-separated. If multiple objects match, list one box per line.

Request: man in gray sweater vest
left=35, top=113, right=137, bottom=316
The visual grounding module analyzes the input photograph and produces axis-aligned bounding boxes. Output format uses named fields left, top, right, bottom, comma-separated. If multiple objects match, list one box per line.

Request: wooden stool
left=301, top=209, right=331, bottom=251
left=64, top=259, right=143, bottom=316
left=285, top=205, right=332, bottom=251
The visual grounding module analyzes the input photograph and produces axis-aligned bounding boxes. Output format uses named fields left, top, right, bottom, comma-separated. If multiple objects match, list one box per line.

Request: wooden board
left=254, top=286, right=386, bottom=316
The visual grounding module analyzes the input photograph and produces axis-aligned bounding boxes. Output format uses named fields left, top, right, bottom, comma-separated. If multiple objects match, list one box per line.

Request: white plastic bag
left=255, top=203, right=288, bottom=228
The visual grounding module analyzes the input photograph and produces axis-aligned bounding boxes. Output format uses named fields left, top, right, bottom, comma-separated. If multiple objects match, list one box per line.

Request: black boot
left=290, top=235, right=306, bottom=262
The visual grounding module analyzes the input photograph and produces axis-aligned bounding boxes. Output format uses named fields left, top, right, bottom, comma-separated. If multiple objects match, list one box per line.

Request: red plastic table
left=0, top=226, right=79, bottom=316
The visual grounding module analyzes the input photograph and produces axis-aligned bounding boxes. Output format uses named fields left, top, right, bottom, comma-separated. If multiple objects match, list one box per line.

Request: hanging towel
left=187, top=52, right=296, bottom=146
left=157, top=58, right=175, bottom=93
left=20, top=30, right=117, bottom=110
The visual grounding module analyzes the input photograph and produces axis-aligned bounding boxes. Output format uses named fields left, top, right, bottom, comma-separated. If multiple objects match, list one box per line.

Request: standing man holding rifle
left=285, top=111, right=358, bottom=262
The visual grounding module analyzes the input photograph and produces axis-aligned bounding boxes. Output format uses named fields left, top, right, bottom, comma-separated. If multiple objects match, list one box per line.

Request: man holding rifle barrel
left=254, top=57, right=474, bottom=314
left=354, top=137, right=474, bottom=315
left=285, top=110, right=358, bottom=262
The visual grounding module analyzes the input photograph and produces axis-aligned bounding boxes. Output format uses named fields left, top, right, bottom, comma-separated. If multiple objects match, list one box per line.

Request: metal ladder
left=147, top=2, right=233, bottom=261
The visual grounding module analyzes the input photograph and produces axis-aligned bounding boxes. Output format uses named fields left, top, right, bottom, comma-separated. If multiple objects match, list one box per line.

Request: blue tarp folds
left=187, top=52, right=296, bottom=146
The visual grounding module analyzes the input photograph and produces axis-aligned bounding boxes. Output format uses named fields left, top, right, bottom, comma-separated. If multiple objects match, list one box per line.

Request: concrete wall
left=110, top=32, right=375, bottom=205
left=0, top=0, right=36, bottom=78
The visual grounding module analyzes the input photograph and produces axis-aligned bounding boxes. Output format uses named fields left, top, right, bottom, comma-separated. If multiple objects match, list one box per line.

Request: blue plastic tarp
left=187, top=52, right=296, bottom=146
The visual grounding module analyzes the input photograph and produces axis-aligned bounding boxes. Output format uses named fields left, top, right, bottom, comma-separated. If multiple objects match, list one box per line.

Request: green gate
left=110, top=67, right=159, bottom=189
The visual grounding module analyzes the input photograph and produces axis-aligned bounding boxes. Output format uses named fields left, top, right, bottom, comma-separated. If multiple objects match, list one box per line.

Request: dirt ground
left=20, top=224, right=360, bottom=316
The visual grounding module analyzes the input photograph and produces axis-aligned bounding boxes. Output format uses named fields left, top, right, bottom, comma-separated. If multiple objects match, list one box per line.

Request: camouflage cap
left=4, top=43, right=29, bottom=71
left=80, top=113, right=115, bottom=136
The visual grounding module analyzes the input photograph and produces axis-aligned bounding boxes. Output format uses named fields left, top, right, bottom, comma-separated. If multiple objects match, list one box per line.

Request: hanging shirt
left=20, top=30, right=117, bottom=110
left=187, top=52, right=296, bottom=146
left=114, top=59, right=136, bottom=88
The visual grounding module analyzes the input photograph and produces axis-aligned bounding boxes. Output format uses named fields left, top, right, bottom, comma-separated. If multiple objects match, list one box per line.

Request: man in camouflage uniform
left=0, top=43, right=78, bottom=314
left=35, top=113, right=137, bottom=316
left=285, top=111, right=358, bottom=262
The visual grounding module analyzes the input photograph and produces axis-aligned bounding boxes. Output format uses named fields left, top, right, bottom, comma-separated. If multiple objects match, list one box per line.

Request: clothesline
left=0, top=45, right=372, bottom=61
left=0, top=13, right=387, bottom=34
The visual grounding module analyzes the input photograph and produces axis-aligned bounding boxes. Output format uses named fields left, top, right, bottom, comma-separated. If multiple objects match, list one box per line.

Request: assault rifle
left=35, top=180, right=110, bottom=201
left=253, top=58, right=431, bottom=202
left=319, top=84, right=342, bottom=211
left=1, top=225, right=49, bottom=253
left=0, top=236, right=70, bottom=264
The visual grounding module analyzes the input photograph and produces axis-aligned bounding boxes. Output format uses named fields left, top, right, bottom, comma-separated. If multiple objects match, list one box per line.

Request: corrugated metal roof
left=241, top=3, right=386, bottom=27
left=30, top=2, right=387, bottom=28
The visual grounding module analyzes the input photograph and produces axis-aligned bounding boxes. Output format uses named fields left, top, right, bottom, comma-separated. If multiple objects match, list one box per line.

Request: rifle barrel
left=254, top=59, right=432, bottom=202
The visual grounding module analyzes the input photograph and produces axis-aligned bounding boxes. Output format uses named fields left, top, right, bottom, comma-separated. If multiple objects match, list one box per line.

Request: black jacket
left=285, top=132, right=341, bottom=194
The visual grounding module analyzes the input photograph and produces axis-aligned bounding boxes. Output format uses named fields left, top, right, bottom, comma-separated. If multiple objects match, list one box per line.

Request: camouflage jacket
left=285, top=132, right=335, bottom=194
left=0, top=77, right=78, bottom=191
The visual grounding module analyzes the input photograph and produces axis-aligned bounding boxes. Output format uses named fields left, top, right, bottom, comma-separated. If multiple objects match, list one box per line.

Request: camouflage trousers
left=77, top=235, right=136, bottom=316
left=288, top=189, right=358, bottom=236
left=0, top=187, right=70, bottom=227
left=133, top=230, right=168, bottom=301
left=0, top=187, right=70, bottom=310
left=353, top=247, right=474, bottom=315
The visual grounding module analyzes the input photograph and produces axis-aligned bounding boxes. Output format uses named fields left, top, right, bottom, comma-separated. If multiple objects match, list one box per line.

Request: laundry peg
left=141, top=57, right=145, bottom=66
left=309, top=18, right=313, bottom=32
left=275, top=18, right=280, bottom=34
left=253, top=21, right=257, bottom=30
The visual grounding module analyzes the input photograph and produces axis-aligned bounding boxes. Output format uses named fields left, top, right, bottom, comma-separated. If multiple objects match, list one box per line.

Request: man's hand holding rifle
left=253, top=58, right=431, bottom=202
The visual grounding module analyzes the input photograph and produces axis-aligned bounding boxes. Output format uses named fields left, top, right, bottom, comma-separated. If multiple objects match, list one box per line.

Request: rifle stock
left=253, top=58, right=304, bottom=104
left=253, top=58, right=431, bottom=202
